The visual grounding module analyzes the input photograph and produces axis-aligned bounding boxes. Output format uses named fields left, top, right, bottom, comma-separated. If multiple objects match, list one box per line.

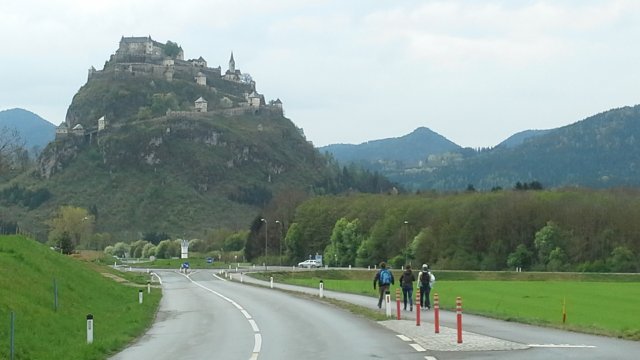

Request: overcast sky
left=2, top=1, right=639, bottom=148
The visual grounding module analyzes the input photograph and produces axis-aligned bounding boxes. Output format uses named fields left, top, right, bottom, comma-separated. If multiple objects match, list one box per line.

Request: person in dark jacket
left=418, top=264, right=435, bottom=309
left=373, top=262, right=394, bottom=309
left=399, top=265, right=416, bottom=311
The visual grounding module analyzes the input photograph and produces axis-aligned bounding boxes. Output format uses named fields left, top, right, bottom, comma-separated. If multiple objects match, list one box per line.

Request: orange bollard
left=456, top=296, right=463, bottom=344
left=396, top=287, right=401, bottom=320
left=434, top=293, right=440, bottom=333
left=416, top=290, right=421, bottom=326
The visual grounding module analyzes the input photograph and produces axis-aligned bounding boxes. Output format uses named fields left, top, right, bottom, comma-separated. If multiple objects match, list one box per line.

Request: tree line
left=267, top=188, right=639, bottom=272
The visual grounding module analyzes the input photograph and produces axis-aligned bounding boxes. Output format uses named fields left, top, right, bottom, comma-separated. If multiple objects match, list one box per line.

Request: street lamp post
left=404, top=220, right=409, bottom=266
left=275, top=220, right=283, bottom=267
left=261, top=218, right=268, bottom=270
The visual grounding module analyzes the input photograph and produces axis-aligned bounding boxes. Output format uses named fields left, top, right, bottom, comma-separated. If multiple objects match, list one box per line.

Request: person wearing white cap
left=418, top=264, right=435, bottom=309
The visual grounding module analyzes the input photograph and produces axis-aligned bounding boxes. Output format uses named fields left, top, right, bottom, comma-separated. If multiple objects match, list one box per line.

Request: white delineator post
left=139, top=289, right=143, bottom=304
left=385, top=290, right=392, bottom=317
left=147, top=281, right=151, bottom=294
left=241, top=272, right=244, bottom=283
left=319, top=280, right=324, bottom=298
left=86, top=314, right=94, bottom=344
left=180, top=239, right=189, bottom=259
left=270, top=277, right=274, bottom=289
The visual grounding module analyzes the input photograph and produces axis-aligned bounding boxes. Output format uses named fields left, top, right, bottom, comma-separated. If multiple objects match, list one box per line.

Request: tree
left=324, top=218, right=363, bottom=267
left=112, top=242, right=130, bottom=258
left=54, top=231, right=73, bottom=255
left=0, top=125, right=25, bottom=173
left=47, top=206, right=94, bottom=253
left=506, top=244, right=533, bottom=270
left=284, top=223, right=305, bottom=262
left=608, top=246, right=636, bottom=273
left=164, top=40, right=182, bottom=58
left=533, top=221, right=564, bottom=268
left=547, top=247, right=568, bottom=271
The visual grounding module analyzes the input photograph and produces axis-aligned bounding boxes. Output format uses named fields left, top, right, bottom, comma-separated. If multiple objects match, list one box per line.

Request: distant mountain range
left=319, top=127, right=461, bottom=167
left=320, top=105, right=640, bottom=191
left=0, top=108, right=56, bottom=154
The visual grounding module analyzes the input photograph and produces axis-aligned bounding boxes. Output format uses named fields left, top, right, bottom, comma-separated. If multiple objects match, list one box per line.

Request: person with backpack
left=418, top=264, right=436, bottom=309
left=399, top=264, right=416, bottom=311
left=373, top=262, right=394, bottom=309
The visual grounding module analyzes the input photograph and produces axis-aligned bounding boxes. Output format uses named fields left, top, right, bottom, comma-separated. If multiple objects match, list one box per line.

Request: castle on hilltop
left=87, top=35, right=280, bottom=109
left=58, top=36, right=284, bottom=139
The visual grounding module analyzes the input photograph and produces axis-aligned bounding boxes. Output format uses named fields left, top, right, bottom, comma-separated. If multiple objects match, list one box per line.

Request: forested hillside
left=265, top=188, right=640, bottom=272
left=403, top=105, right=640, bottom=190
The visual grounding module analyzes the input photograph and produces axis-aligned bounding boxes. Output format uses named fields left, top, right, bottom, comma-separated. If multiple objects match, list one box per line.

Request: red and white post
left=456, top=296, right=463, bottom=344
left=434, top=293, right=440, bottom=334
left=416, top=290, right=421, bottom=326
left=396, top=288, right=401, bottom=320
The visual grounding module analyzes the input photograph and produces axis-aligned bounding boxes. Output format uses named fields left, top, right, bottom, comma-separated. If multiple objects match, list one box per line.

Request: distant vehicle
left=297, top=259, right=321, bottom=268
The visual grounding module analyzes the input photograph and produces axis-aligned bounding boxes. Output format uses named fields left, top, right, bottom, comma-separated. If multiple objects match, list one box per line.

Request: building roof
left=121, top=36, right=152, bottom=44
left=195, top=97, right=207, bottom=103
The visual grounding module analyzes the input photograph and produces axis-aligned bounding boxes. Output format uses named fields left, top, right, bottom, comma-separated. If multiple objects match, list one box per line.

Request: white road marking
left=396, top=334, right=412, bottom=342
left=528, top=344, right=596, bottom=348
left=150, top=272, right=163, bottom=285
left=248, top=319, right=260, bottom=332
left=409, top=343, right=426, bottom=352
left=424, top=356, right=438, bottom=360
left=213, top=273, right=228, bottom=281
left=182, top=274, right=261, bottom=359
left=253, top=333, right=262, bottom=353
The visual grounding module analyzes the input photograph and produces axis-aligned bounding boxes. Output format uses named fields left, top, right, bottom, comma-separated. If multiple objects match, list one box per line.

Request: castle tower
left=229, top=52, right=235, bottom=73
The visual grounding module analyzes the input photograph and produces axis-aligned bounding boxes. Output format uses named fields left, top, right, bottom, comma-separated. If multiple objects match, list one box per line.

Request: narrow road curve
left=110, top=270, right=427, bottom=360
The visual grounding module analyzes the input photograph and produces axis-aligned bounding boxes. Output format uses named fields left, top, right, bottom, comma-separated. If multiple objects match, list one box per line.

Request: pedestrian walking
left=418, top=264, right=436, bottom=309
left=373, top=262, right=394, bottom=309
left=399, top=265, right=416, bottom=311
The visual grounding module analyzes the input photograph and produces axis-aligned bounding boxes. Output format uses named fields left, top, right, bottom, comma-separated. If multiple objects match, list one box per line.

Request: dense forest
left=251, top=187, right=640, bottom=272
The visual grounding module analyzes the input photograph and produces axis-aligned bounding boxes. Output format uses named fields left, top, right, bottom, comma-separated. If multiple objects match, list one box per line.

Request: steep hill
left=319, top=127, right=461, bottom=169
left=0, top=108, right=56, bottom=153
left=0, top=36, right=392, bottom=241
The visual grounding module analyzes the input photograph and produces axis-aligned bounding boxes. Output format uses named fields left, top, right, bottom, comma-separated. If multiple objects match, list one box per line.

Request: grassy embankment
left=0, top=235, right=161, bottom=359
left=260, top=269, right=640, bottom=340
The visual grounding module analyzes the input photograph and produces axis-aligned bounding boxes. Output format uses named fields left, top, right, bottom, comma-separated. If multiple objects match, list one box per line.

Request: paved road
left=234, top=268, right=640, bottom=360
left=110, top=269, right=428, bottom=360
left=111, top=267, right=640, bottom=360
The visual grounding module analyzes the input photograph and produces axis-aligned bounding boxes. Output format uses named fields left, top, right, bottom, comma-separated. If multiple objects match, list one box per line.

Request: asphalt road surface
left=110, top=269, right=427, bottom=360
left=111, top=268, right=640, bottom=360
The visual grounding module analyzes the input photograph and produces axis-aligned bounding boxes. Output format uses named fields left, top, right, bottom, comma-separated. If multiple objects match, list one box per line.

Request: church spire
left=229, top=51, right=235, bottom=73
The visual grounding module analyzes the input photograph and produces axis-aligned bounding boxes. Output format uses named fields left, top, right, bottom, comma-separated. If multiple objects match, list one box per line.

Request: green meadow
left=263, top=269, right=640, bottom=340
left=0, top=235, right=161, bottom=359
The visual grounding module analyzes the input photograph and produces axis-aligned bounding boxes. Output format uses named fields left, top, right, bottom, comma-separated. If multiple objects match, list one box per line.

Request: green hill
left=0, top=36, right=397, bottom=244
left=0, top=235, right=159, bottom=359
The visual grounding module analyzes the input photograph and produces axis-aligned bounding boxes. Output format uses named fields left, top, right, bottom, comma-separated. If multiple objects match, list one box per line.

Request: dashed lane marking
left=183, top=273, right=261, bottom=359
left=528, top=344, right=596, bottom=348
left=409, top=343, right=426, bottom=352
left=424, top=356, right=438, bottom=360
left=396, top=334, right=412, bottom=342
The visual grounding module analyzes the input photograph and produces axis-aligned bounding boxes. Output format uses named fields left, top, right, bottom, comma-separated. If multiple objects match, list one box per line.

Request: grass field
left=0, top=235, right=161, bottom=359
left=259, top=269, right=640, bottom=340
